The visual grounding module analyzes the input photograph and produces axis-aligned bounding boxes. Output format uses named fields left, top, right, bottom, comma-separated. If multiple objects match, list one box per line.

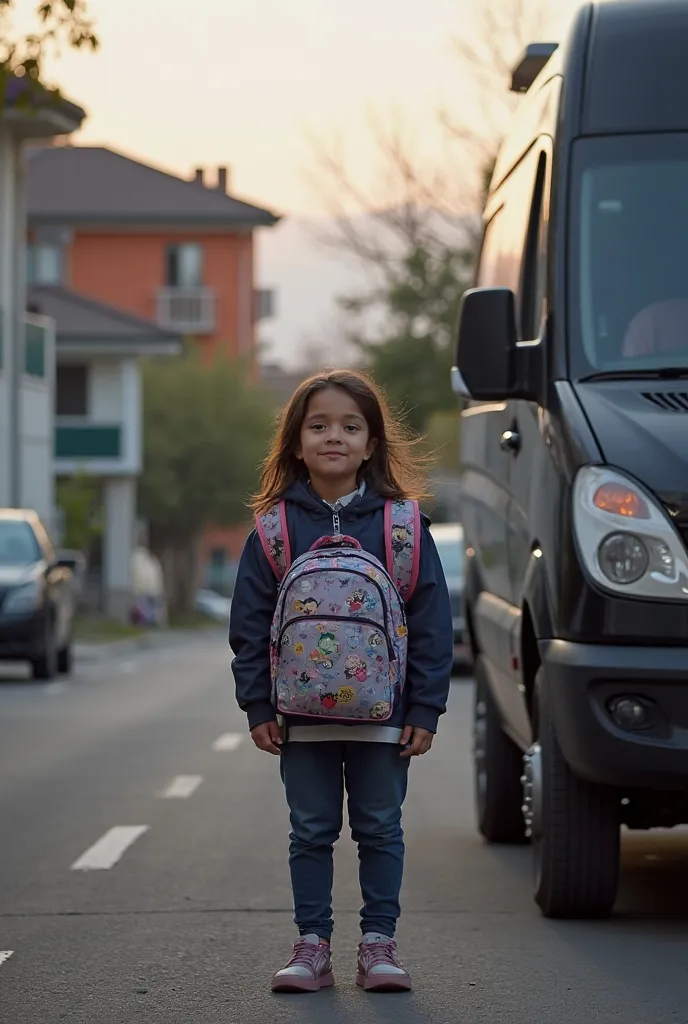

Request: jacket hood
left=282, top=479, right=388, bottom=519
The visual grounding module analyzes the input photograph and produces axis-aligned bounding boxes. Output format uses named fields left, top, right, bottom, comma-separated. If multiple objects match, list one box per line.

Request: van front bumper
left=539, top=639, right=688, bottom=790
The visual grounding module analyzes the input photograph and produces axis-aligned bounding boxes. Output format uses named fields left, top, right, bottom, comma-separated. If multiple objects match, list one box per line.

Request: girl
left=229, top=370, right=453, bottom=994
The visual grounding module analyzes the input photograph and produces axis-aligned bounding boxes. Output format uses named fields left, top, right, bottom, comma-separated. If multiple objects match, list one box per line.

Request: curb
left=74, top=626, right=225, bottom=664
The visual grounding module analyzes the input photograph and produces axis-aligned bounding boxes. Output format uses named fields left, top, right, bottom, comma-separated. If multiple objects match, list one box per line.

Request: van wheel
left=528, top=667, right=620, bottom=918
left=473, top=656, right=527, bottom=844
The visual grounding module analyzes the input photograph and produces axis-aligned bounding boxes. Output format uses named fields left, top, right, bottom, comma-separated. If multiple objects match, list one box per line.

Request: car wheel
left=57, top=642, right=72, bottom=675
left=527, top=667, right=620, bottom=919
left=473, top=655, right=527, bottom=844
left=31, top=622, right=57, bottom=681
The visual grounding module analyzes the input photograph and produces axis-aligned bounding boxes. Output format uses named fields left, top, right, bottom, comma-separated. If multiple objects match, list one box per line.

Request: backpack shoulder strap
left=384, top=499, right=421, bottom=602
left=255, top=501, right=292, bottom=581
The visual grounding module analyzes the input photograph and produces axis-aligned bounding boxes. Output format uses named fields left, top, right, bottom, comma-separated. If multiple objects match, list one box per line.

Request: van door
left=505, top=143, right=552, bottom=743
left=461, top=204, right=518, bottom=668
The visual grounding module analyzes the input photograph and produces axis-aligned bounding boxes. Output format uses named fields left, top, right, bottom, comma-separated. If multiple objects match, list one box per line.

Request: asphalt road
left=1, top=636, right=688, bottom=1023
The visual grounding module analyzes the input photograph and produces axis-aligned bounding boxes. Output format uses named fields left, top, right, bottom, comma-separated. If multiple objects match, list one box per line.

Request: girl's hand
left=399, top=725, right=433, bottom=758
left=251, top=721, right=283, bottom=755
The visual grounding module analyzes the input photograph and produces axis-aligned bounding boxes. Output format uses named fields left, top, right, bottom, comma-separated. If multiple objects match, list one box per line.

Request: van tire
left=533, top=668, right=620, bottom=918
left=473, top=656, right=527, bottom=844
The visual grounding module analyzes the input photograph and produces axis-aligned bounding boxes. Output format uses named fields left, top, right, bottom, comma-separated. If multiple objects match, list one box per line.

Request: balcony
left=156, top=287, right=216, bottom=334
left=54, top=422, right=122, bottom=460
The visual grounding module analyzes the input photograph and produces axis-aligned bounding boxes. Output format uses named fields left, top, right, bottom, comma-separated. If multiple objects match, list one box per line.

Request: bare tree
left=303, top=110, right=474, bottom=288
left=441, top=0, right=557, bottom=176
left=307, top=0, right=559, bottom=270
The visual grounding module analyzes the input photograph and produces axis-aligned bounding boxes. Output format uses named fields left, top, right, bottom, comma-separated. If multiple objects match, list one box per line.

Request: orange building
left=27, top=146, right=278, bottom=361
left=26, top=144, right=279, bottom=595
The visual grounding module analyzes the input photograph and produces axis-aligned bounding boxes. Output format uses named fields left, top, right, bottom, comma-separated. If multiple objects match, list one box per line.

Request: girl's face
left=296, top=386, right=377, bottom=498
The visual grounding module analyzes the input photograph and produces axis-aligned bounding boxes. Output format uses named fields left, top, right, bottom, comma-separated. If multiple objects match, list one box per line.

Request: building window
left=56, top=364, right=89, bottom=416
left=27, top=244, right=63, bottom=285
left=165, top=243, right=204, bottom=288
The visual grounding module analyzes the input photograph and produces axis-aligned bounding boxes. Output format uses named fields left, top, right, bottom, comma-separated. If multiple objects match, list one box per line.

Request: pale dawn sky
left=35, top=0, right=581, bottom=218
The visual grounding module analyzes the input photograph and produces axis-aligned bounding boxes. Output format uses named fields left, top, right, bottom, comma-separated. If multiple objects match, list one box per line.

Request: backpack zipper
left=277, top=613, right=396, bottom=660
left=280, top=566, right=394, bottom=644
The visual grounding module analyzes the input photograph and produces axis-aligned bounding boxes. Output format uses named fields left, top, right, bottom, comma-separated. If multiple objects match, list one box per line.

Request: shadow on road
left=484, top=829, right=688, bottom=924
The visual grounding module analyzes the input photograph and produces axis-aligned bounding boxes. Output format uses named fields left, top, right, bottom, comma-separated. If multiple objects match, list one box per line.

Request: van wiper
left=580, top=367, right=688, bottom=382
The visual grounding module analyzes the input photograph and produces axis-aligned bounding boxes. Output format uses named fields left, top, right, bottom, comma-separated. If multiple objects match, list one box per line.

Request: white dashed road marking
left=159, top=775, right=203, bottom=799
left=212, top=732, right=244, bottom=752
left=0, top=951, right=14, bottom=967
left=71, top=826, right=149, bottom=871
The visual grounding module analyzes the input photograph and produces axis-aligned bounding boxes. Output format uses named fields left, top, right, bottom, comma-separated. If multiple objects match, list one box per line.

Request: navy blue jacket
left=229, top=481, right=453, bottom=734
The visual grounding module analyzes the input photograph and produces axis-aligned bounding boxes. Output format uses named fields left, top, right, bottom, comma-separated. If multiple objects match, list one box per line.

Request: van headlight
left=572, top=466, right=688, bottom=600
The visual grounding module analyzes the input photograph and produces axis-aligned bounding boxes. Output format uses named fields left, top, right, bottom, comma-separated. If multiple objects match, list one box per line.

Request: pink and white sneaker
left=271, top=935, right=335, bottom=993
left=356, top=933, right=412, bottom=992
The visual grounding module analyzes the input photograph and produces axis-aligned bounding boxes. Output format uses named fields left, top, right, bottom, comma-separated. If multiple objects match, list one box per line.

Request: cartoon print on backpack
left=370, top=700, right=392, bottom=720
left=309, top=631, right=341, bottom=670
left=345, top=627, right=361, bottom=649
left=345, top=653, right=368, bottom=682
left=391, top=523, right=412, bottom=556
left=294, top=597, right=320, bottom=615
left=347, top=588, right=366, bottom=613
left=317, top=631, right=340, bottom=658
left=346, top=588, right=377, bottom=614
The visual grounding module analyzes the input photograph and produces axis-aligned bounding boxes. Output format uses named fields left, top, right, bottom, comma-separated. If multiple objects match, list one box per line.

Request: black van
left=454, top=0, right=688, bottom=919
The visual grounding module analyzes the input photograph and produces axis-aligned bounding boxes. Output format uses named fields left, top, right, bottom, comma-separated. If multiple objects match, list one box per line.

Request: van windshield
left=569, top=134, right=688, bottom=377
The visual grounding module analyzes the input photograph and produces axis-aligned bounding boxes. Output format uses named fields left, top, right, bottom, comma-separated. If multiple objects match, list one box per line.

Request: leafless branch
left=304, top=0, right=558, bottom=276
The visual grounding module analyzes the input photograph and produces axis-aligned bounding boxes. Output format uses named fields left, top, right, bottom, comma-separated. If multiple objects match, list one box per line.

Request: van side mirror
left=452, top=287, right=540, bottom=402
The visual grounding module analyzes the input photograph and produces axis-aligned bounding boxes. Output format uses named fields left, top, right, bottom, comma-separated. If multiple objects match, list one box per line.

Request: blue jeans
left=279, top=741, right=410, bottom=940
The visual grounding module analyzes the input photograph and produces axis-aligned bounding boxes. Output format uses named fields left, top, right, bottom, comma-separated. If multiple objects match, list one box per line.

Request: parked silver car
left=430, top=522, right=471, bottom=673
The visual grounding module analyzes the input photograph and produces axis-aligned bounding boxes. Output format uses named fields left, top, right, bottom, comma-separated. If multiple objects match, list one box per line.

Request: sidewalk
left=74, top=625, right=226, bottom=664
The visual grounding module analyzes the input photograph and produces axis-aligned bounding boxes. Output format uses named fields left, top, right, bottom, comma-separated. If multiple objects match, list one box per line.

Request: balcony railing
left=55, top=422, right=122, bottom=460
left=156, top=287, right=216, bottom=334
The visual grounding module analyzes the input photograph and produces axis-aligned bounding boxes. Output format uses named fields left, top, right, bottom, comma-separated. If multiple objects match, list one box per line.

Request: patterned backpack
left=255, top=500, right=421, bottom=723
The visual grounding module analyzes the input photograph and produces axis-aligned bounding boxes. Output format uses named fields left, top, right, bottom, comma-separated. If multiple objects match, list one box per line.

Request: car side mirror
left=451, top=287, right=540, bottom=402
left=55, top=549, right=86, bottom=585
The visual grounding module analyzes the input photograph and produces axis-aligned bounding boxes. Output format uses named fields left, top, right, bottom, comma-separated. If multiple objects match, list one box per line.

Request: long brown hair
left=252, top=369, right=429, bottom=514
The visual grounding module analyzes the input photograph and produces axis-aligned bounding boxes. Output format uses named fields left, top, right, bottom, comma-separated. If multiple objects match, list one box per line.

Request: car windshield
left=569, top=134, right=688, bottom=376
left=0, top=521, right=40, bottom=565
left=434, top=537, right=464, bottom=578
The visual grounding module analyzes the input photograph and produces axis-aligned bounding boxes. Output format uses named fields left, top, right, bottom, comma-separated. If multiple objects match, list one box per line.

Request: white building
left=0, top=82, right=85, bottom=526
left=28, top=286, right=180, bottom=620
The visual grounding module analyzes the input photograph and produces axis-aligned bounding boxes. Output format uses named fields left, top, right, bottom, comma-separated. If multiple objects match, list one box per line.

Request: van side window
left=520, top=154, right=548, bottom=340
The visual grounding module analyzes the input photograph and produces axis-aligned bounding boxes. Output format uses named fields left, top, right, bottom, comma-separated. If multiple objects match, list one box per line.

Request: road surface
left=1, top=635, right=687, bottom=1022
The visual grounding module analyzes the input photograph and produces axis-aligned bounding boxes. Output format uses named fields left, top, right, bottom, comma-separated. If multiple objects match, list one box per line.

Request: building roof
left=26, top=145, right=280, bottom=228
left=258, top=362, right=308, bottom=401
left=2, top=77, right=86, bottom=140
left=28, top=285, right=182, bottom=354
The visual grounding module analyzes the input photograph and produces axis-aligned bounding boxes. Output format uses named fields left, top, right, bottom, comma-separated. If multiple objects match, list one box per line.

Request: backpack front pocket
left=274, top=616, right=397, bottom=722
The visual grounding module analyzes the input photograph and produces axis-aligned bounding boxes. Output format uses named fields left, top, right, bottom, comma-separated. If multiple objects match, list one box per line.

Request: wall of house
left=67, top=230, right=255, bottom=360
left=54, top=356, right=142, bottom=477
left=21, top=371, right=54, bottom=525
